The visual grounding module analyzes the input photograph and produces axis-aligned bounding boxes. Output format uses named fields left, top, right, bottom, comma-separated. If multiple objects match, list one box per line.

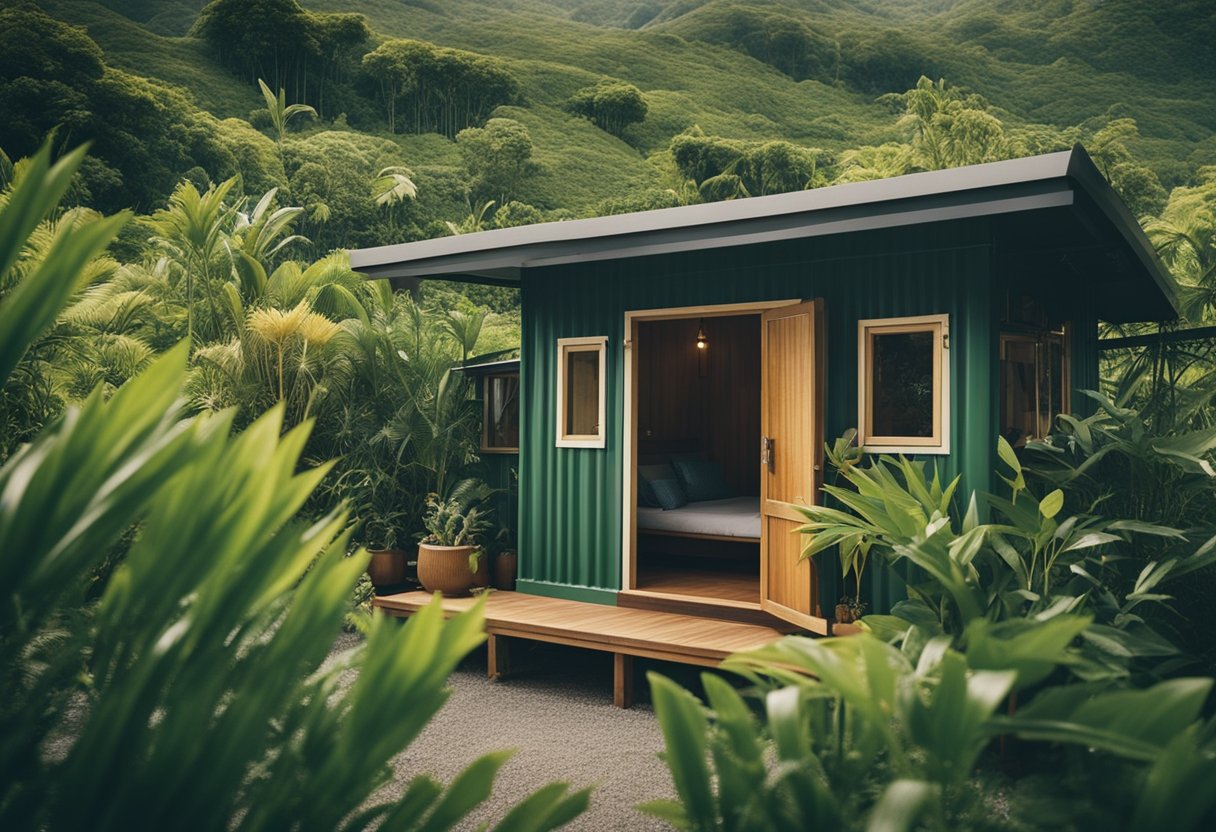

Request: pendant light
left=695, top=319, right=708, bottom=350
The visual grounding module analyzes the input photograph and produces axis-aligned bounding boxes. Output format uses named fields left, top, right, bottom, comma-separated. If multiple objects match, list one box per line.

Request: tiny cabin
left=352, top=147, right=1179, bottom=636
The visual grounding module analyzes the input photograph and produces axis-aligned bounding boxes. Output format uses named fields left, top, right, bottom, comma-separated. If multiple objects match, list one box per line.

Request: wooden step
left=616, top=589, right=801, bottom=631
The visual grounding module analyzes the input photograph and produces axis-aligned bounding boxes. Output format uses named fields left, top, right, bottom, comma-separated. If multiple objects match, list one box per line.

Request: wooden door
left=760, top=300, right=826, bottom=633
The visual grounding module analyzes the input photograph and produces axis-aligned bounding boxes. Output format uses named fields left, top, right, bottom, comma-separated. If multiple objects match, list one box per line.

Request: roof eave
left=354, top=181, right=1076, bottom=280
left=347, top=151, right=1078, bottom=277
left=1065, top=145, right=1181, bottom=319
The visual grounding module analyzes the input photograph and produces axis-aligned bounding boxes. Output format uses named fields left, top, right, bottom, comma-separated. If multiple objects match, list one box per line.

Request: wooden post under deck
left=613, top=653, right=634, bottom=709
left=487, top=633, right=510, bottom=681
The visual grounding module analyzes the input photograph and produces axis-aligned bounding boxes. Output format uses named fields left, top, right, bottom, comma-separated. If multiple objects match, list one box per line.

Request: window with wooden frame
left=556, top=336, right=607, bottom=448
left=481, top=372, right=520, bottom=453
left=1000, top=327, right=1069, bottom=448
left=857, top=314, right=950, bottom=454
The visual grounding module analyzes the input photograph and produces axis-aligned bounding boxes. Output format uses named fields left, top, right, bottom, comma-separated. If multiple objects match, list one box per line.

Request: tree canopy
left=193, top=0, right=369, bottom=117
left=566, top=80, right=648, bottom=138
left=361, top=40, right=517, bottom=137
left=456, top=118, right=535, bottom=205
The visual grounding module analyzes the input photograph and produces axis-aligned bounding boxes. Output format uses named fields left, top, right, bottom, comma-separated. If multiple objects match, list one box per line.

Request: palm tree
left=1145, top=203, right=1216, bottom=323
left=372, top=166, right=418, bottom=232
left=230, top=187, right=309, bottom=267
left=258, top=79, right=317, bottom=148
left=884, top=76, right=1008, bottom=172
left=445, top=200, right=496, bottom=235
left=145, top=178, right=238, bottom=345
left=372, top=166, right=419, bottom=208
left=833, top=143, right=916, bottom=184
left=443, top=309, right=486, bottom=363
left=0, top=147, right=12, bottom=190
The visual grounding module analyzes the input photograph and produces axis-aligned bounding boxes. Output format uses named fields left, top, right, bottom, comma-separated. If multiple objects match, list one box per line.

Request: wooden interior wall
left=637, top=315, right=761, bottom=495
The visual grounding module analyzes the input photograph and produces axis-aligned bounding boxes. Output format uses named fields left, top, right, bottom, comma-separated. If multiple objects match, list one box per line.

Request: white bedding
left=637, top=496, right=761, bottom=540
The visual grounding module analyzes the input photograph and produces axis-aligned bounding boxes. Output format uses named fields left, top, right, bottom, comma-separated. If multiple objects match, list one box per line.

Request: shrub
left=565, top=80, right=648, bottom=137
left=0, top=140, right=588, bottom=832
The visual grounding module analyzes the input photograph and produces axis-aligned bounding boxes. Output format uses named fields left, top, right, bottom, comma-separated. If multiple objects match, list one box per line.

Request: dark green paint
left=515, top=218, right=1099, bottom=614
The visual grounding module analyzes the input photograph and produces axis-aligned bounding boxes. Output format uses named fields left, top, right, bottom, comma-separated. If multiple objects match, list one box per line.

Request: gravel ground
left=44, top=634, right=682, bottom=831
left=332, top=633, right=680, bottom=831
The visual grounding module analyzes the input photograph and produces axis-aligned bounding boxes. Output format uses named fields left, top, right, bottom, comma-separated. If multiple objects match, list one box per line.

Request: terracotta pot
left=832, top=621, right=864, bottom=637
left=417, top=542, right=488, bottom=596
left=494, top=550, right=518, bottom=591
left=366, top=548, right=409, bottom=593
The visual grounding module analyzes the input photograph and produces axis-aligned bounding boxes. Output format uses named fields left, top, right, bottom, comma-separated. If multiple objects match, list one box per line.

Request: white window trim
left=857, top=313, right=950, bottom=455
left=555, top=336, right=607, bottom=449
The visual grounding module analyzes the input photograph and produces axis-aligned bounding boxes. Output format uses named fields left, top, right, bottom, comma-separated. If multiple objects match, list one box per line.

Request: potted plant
left=361, top=505, right=414, bottom=595
left=794, top=430, right=873, bottom=636
left=493, top=529, right=518, bottom=591
left=491, top=467, right=519, bottom=591
left=832, top=596, right=867, bottom=635
left=417, top=489, right=494, bottom=596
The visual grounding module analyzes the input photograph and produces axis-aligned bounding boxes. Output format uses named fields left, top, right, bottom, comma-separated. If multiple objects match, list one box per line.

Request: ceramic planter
left=417, top=542, right=489, bottom=596
left=366, top=548, right=409, bottom=595
left=494, top=550, right=518, bottom=591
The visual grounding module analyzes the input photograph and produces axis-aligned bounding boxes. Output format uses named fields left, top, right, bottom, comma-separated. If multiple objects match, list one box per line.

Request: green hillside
left=5, top=0, right=1214, bottom=232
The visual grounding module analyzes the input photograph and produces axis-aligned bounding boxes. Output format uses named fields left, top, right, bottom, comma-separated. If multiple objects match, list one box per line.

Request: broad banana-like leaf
left=648, top=673, right=717, bottom=831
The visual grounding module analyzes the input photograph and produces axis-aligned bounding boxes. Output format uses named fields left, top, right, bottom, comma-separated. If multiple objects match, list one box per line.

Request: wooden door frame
left=620, top=299, right=800, bottom=593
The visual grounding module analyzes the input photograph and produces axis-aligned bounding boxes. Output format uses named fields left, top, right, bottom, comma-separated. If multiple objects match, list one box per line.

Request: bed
left=637, top=496, right=761, bottom=542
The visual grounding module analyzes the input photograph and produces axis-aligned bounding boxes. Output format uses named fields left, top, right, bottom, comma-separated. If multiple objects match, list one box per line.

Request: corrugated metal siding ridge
left=519, top=224, right=995, bottom=610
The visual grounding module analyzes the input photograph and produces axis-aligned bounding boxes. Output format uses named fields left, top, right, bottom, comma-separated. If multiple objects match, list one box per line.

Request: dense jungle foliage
left=0, top=143, right=589, bottom=831
left=3, top=0, right=1213, bottom=222
left=2, top=0, right=1215, bottom=829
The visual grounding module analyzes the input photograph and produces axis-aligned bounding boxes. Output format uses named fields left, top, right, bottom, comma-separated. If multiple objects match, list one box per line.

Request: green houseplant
left=362, top=503, right=413, bottom=594
left=341, top=465, right=416, bottom=594
left=417, top=484, right=494, bottom=596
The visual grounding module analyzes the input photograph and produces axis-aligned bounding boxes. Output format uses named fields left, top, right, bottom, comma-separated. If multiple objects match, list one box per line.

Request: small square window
left=482, top=372, right=520, bottom=453
left=556, top=336, right=607, bottom=448
left=858, top=314, right=949, bottom=454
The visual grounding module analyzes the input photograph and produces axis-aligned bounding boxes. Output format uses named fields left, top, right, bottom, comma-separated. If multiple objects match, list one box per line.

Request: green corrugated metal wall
left=479, top=453, right=517, bottom=542
left=516, top=218, right=1003, bottom=613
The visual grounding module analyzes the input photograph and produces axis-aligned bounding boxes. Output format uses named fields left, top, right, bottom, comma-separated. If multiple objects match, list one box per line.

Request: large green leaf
left=964, top=616, right=1090, bottom=690
left=865, top=780, right=939, bottom=832
left=0, top=141, right=129, bottom=385
left=0, top=143, right=588, bottom=832
left=648, top=673, right=717, bottom=832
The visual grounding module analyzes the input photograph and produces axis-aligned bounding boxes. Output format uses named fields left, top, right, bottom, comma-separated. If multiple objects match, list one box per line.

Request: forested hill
left=3, top=0, right=1214, bottom=253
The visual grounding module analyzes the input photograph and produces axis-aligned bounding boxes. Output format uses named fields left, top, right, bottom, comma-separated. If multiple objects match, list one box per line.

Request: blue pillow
left=638, top=463, right=677, bottom=508
left=673, top=458, right=733, bottom=502
left=649, top=477, right=688, bottom=510
left=638, top=477, right=660, bottom=508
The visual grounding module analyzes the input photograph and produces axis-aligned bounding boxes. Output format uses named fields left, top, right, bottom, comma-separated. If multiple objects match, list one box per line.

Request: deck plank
left=374, top=590, right=784, bottom=665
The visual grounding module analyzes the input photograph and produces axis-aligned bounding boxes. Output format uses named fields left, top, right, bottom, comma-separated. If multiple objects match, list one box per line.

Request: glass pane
left=486, top=375, right=519, bottom=449
left=999, top=334, right=1065, bottom=446
left=1001, top=338, right=1038, bottom=446
left=870, top=330, right=935, bottom=438
left=1039, top=338, right=1064, bottom=438
left=565, top=349, right=600, bottom=436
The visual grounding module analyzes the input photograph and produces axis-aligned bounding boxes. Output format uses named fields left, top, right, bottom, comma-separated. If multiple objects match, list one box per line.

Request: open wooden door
left=760, top=299, right=827, bottom=633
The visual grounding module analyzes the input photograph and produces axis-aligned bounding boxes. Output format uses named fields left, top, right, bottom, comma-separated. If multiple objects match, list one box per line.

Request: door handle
left=761, top=435, right=774, bottom=471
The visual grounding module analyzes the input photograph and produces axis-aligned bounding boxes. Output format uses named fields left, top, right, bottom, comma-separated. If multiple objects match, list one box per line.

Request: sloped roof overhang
left=349, top=146, right=1179, bottom=322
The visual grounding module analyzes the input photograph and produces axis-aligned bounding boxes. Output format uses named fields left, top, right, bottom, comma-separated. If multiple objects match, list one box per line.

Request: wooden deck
left=634, top=567, right=759, bottom=603
left=373, top=590, right=785, bottom=707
